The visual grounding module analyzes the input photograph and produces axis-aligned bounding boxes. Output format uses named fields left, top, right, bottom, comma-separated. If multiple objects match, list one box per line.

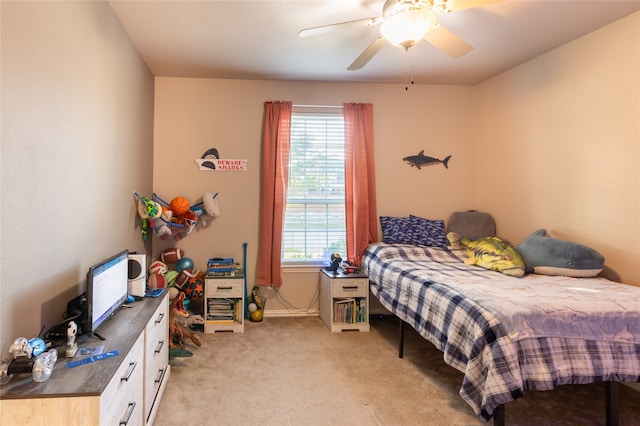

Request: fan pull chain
left=404, top=49, right=414, bottom=91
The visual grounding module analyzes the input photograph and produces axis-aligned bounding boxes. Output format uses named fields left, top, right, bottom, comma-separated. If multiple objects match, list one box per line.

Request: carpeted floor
left=155, top=316, right=640, bottom=426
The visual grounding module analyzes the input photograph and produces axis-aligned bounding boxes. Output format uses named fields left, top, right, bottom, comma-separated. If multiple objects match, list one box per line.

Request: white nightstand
left=319, top=269, right=370, bottom=332
left=204, top=275, right=244, bottom=333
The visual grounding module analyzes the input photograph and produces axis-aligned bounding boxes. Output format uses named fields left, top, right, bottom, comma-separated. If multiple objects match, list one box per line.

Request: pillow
left=410, top=215, right=447, bottom=249
left=380, top=216, right=413, bottom=244
left=447, top=232, right=526, bottom=277
left=447, top=210, right=496, bottom=240
left=516, top=229, right=604, bottom=277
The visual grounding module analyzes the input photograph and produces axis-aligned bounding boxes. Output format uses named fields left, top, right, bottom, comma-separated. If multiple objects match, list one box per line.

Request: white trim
left=263, top=309, right=320, bottom=318
left=281, top=265, right=323, bottom=274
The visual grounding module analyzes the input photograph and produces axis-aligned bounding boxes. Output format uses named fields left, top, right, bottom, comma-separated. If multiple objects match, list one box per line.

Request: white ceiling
left=108, top=0, right=640, bottom=85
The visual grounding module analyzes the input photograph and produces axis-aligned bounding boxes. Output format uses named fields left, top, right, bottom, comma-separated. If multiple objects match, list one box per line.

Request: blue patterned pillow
left=380, top=216, right=413, bottom=244
left=410, top=215, right=447, bottom=249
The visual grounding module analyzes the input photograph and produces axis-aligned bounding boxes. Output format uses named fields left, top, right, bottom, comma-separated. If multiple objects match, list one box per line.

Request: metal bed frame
left=396, top=319, right=621, bottom=426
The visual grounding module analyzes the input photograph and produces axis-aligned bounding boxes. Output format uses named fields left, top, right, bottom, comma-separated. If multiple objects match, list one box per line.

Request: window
left=282, top=108, right=346, bottom=262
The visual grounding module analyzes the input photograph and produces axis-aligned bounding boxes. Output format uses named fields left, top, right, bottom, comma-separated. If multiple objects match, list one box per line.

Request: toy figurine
left=0, top=337, right=58, bottom=384
left=66, top=321, right=78, bottom=358
left=328, top=253, right=342, bottom=274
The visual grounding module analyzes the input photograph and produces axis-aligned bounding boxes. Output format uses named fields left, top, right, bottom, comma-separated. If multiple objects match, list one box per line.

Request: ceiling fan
left=298, top=0, right=500, bottom=70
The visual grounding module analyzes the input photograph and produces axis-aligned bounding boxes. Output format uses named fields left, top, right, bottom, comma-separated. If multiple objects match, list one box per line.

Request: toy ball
left=176, top=257, right=194, bottom=272
left=184, top=273, right=204, bottom=299
left=169, top=196, right=191, bottom=216
left=160, top=248, right=184, bottom=264
left=149, top=260, right=168, bottom=275
left=249, top=309, right=263, bottom=322
left=164, top=270, right=179, bottom=287
left=248, top=303, right=258, bottom=313
left=148, top=272, right=166, bottom=289
left=175, top=268, right=194, bottom=290
left=168, top=287, right=180, bottom=300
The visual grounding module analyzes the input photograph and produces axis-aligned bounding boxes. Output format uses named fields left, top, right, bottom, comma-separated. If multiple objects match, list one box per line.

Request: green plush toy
left=447, top=232, right=525, bottom=277
left=137, top=197, right=162, bottom=241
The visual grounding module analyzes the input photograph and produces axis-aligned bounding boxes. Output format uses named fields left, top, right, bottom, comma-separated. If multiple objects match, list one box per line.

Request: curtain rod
left=293, top=104, right=343, bottom=109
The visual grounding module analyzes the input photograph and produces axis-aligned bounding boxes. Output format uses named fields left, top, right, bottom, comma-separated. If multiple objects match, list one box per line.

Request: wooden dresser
left=0, top=292, right=170, bottom=426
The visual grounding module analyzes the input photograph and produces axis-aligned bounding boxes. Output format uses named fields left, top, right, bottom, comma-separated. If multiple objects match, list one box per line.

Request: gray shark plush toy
left=516, top=229, right=604, bottom=277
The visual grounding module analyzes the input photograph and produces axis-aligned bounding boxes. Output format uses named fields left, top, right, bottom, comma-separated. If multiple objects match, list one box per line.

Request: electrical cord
left=270, top=275, right=321, bottom=315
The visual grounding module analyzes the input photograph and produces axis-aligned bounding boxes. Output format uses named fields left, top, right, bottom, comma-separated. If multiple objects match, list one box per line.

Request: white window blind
left=282, top=109, right=346, bottom=262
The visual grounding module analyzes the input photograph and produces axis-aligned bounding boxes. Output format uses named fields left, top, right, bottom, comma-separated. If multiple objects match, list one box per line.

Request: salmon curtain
left=344, top=103, right=378, bottom=266
left=256, top=101, right=292, bottom=287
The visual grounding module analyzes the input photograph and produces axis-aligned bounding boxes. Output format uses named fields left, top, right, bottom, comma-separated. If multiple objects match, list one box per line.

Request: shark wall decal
left=403, top=150, right=452, bottom=169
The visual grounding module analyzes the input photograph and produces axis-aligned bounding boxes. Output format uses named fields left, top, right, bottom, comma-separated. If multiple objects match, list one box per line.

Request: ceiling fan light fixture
left=380, top=1, right=436, bottom=49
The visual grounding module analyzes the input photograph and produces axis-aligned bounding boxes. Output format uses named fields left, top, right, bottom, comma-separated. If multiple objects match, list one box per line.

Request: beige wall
left=1, top=2, right=638, bottom=350
left=153, top=79, right=474, bottom=314
left=1, top=2, right=154, bottom=350
left=154, top=12, right=640, bottom=315
left=472, top=12, right=640, bottom=285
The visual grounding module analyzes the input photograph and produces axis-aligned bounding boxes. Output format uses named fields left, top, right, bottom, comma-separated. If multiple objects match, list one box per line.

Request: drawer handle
left=120, top=362, right=137, bottom=382
left=217, top=286, right=233, bottom=290
left=342, top=285, right=359, bottom=291
left=154, top=340, right=165, bottom=354
left=119, top=401, right=136, bottom=425
left=155, top=312, right=165, bottom=324
left=155, top=367, right=166, bottom=384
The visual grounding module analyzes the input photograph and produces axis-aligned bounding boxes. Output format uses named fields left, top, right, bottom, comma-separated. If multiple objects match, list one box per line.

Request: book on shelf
left=207, top=298, right=241, bottom=322
left=206, top=318, right=235, bottom=324
left=333, top=297, right=366, bottom=323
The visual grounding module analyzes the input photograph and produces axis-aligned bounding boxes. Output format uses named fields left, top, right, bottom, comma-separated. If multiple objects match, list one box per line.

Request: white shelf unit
left=319, top=269, right=370, bottom=332
left=204, top=275, right=244, bottom=333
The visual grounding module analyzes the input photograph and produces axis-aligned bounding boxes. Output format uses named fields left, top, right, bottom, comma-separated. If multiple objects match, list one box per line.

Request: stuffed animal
left=199, top=192, right=221, bottom=226
left=447, top=232, right=525, bottom=277
left=136, top=197, right=162, bottom=241
left=516, top=229, right=604, bottom=277
left=168, top=292, right=201, bottom=349
left=176, top=314, right=205, bottom=329
left=152, top=218, right=172, bottom=240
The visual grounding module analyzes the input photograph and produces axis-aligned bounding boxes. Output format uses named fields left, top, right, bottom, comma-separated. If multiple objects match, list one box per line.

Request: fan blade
left=348, top=36, right=387, bottom=71
left=445, top=0, right=501, bottom=13
left=298, top=17, right=382, bottom=37
left=424, top=25, right=473, bottom=58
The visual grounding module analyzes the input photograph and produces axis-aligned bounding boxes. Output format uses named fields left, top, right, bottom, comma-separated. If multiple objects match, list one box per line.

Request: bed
left=362, top=242, right=640, bottom=424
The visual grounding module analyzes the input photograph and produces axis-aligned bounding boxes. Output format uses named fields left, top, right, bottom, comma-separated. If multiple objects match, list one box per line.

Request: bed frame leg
left=398, top=319, right=404, bottom=359
left=493, top=404, right=505, bottom=426
left=606, top=381, right=619, bottom=426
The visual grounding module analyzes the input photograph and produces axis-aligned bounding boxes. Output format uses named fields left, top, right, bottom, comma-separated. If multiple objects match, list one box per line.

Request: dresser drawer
left=100, top=333, right=144, bottom=426
left=145, top=332, right=168, bottom=419
left=146, top=297, right=168, bottom=351
left=146, top=296, right=168, bottom=340
left=144, top=362, right=168, bottom=422
left=145, top=294, right=169, bottom=421
left=331, top=278, right=368, bottom=297
left=206, top=278, right=244, bottom=298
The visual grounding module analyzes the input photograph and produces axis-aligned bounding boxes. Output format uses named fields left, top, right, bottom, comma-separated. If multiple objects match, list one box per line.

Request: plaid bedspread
left=362, top=243, right=640, bottom=421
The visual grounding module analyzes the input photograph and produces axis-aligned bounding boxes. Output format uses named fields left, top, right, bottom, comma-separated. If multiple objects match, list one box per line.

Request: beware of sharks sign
left=195, top=158, right=247, bottom=171
left=195, top=148, right=247, bottom=171
left=403, top=150, right=452, bottom=170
